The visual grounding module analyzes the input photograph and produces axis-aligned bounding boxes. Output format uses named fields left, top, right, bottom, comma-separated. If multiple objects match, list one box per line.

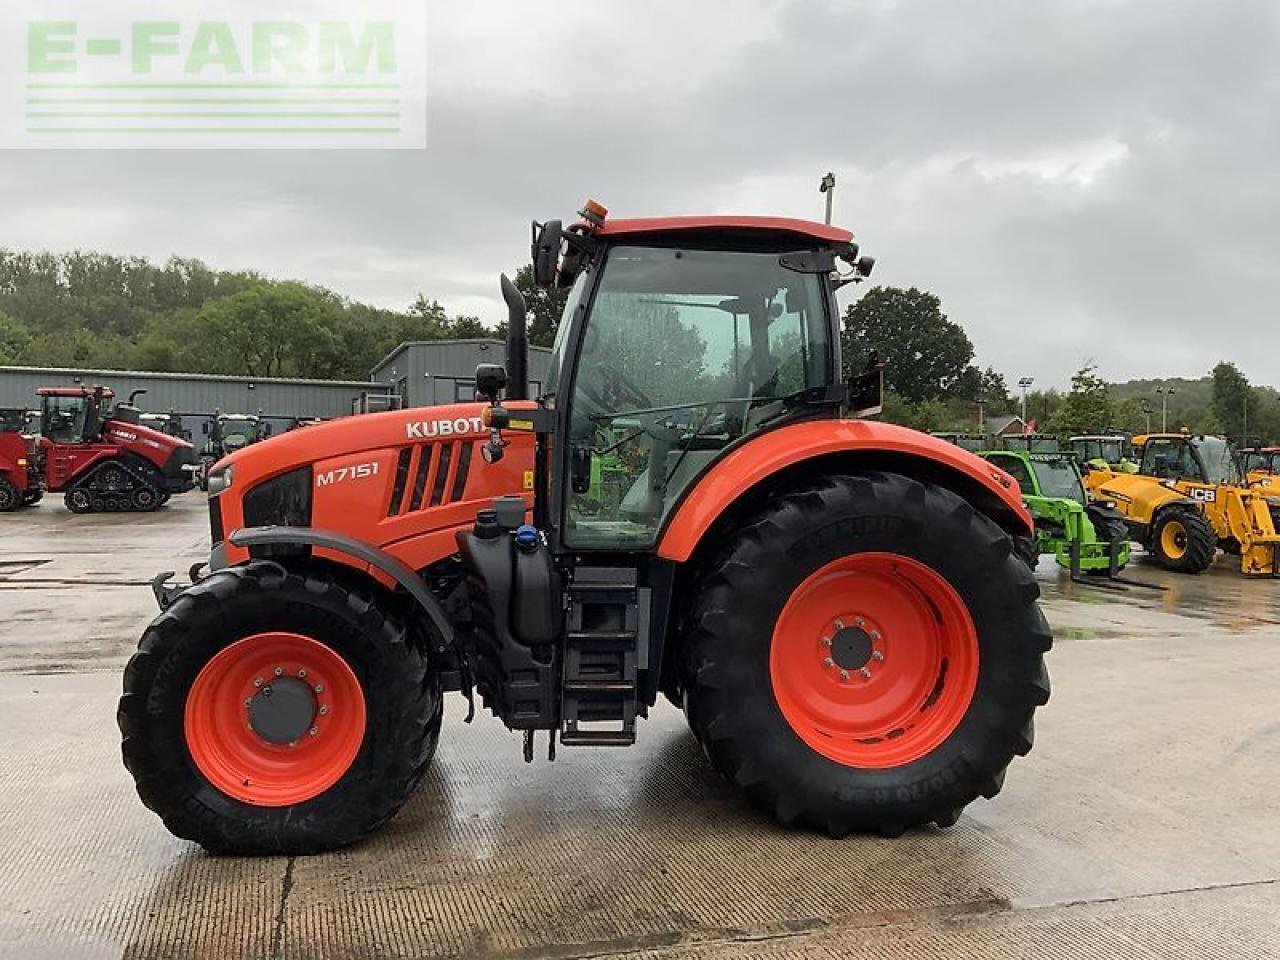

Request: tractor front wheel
left=681, top=472, right=1052, bottom=837
left=22, top=488, right=43, bottom=506
left=1149, top=507, right=1215, bottom=573
left=118, top=564, right=442, bottom=855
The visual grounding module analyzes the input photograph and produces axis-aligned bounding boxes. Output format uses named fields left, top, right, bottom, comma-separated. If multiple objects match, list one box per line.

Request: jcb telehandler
left=1240, top=447, right=1280, bottom=487
left=1086, top=433, right=1280, bottom=575
left=120, top=204, right=1052, bottom=855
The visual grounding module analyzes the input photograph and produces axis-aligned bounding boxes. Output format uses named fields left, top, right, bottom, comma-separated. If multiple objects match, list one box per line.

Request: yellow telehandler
left=1085, top=433, right=1280, bottom=576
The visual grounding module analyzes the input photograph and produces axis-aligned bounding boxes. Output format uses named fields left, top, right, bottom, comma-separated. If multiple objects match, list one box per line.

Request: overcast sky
left=1, top=0, right=1276, bottom=389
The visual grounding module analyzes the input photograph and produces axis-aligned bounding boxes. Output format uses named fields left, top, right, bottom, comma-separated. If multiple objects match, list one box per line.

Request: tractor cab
left=1240, top=447, right=1280, bottom=486
left=1136, top=434, right=1242, bottom=488
left=1069, top=434, right=1137, bottom=473
left=37, top=386, right=114, bottom=444
left=931, top=432, right=987, bottom=453
left=204, top=411, right=270, bottom=457
left=1000, top=433, right=1060, bottom=454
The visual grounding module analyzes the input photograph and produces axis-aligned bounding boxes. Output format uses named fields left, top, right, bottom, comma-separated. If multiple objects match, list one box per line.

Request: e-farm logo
left=1, top=2, right=426, bottom=149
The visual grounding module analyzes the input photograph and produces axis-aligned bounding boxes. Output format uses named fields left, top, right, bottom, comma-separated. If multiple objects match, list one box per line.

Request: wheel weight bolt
left=273, top=666, right=283, bottom=677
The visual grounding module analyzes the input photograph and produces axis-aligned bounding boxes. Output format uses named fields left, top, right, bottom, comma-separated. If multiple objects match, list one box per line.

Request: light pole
left=819, top=172, right=836, bottom=225
left=1018, top=377, right=1035, bottom=427
left=1155, top=385, right=1175, bottom=433
left=1140, top=402, right=1153, bottom=434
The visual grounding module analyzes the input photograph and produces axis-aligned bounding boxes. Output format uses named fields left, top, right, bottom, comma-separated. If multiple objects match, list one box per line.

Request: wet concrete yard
left=1, top=497, right=1279, bottom=958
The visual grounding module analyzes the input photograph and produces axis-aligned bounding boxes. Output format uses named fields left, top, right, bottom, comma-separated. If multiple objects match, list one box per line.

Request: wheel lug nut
left=839, top=669, right=850, bottom=680
left=314, top=683, right=324, bottom=693
left=870, top=630, right=880, bottom=641
left=273, top=666, right=283, bottom=677
left=298, top=669, right=307, bottom=678
left=871, top=651, right=884, bottom=662
left=319, top=705, right=329, bottom=716
left=859, top=667, right=872, bottom=679
left=823, top=657, right=834, bottom=668
left=309, top=727, right=319, bottom=737
left=821, top=636, right=832, bottom=647
left=253, top=678, right=263, bottom=687
left=854, top=617, right=865, bottom=627
left=244, top=698, right=252, bottom=707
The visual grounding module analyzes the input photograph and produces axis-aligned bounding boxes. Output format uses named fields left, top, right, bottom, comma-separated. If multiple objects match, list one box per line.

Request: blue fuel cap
left=514, top=524, right=540, bottom=550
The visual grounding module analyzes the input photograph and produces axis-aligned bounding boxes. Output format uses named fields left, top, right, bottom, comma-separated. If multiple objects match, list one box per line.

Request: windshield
left=1075, top=438, right=1123, bottom=463
left=1196, top=437, right=1241, bottom=485
left=564, top=244, right=830, bottom=548
left=1032, top=457, right=1085, bottom=502
left=541, top=270, right=589, bottom=405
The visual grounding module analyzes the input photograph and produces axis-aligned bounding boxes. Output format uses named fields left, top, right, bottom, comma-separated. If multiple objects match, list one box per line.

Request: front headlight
left=207, top=465, right=234, bottom=496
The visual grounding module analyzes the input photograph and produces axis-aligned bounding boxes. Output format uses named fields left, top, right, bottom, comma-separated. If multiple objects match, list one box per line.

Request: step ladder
left=560, top=567, right=648, bottom=746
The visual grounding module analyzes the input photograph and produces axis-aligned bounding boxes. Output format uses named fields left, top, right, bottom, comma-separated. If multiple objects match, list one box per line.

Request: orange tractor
left=120, top=204, right=1052, bottom=854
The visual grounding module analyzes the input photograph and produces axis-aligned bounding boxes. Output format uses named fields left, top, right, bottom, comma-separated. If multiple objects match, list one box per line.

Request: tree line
left=842, top=286, right=1280, bottom=445
left=0, top=250, right=564, bottom=381
left=1, top=247, right=1273, bottom=443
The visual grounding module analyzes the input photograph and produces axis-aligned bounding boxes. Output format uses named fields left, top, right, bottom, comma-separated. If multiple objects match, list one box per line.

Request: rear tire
left=0, top=477, right=19, bottom=512
left=1150, top=506, right=1215, bottom=573
left=681, top=472, right=1052, bottom=837
left=118, top=564, right=442, bottom=855
left=22, top=489, right=43, bottom=506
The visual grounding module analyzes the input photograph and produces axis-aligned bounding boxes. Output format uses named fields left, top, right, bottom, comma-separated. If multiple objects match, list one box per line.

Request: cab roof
left=36, top=386, right=114, bottom=398
left=595, top=216, right=854, bottom=245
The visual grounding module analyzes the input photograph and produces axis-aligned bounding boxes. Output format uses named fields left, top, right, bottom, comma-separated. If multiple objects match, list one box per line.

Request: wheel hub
left=248, top=677, right=316, bottom=745
left=830, top=625, right=874, bottom=671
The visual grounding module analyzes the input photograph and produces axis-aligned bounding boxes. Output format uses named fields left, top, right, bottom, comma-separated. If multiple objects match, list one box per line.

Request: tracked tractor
left=980, top=449, right=1130, bottom=578
left=14, top=386, right=199, bottom=514
left=120, top=203, right=1052, bottom=855
left=1086, top=433, right=1280, bottom=575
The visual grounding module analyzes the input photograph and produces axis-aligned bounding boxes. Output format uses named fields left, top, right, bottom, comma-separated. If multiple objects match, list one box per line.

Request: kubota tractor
left=24, top=386, right=198, bottom=513
left=1086, top=433, right=1280, bottom=575
left=120, top=204, right=1052, bottom=855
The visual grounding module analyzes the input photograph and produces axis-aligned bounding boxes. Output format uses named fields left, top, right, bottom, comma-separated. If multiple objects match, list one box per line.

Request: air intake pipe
left=500, top=273, right=529, bottom=401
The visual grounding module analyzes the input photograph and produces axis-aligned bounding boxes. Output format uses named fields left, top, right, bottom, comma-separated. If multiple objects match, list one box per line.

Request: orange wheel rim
left=769, top=553, right=979, bottom=769
left=184, top=632, right=367, bottom=807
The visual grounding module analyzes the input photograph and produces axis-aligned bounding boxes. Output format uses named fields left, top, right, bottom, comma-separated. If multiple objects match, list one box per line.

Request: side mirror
left=848, top=357, right=885, bottom=419
left=475, top=363, right=509, bottom=403
left=531, top=219, right=563, bottom=289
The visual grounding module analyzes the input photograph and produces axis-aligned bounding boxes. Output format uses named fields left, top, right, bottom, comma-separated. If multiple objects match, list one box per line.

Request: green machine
left=981, top=449, right=1137, bottom=582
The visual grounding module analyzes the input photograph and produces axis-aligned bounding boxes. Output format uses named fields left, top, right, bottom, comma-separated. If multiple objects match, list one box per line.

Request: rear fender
left=657, top=420, right=1032, bottom=563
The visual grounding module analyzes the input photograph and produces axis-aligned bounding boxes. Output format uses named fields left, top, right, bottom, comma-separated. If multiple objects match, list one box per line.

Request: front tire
left=681, top=472, right=1052, bottom=837
left=118, top=564, right=442, bottom=855
left=0, top=477, right=19, bottom=512
left=1150, top=506, right=1215, bottom=573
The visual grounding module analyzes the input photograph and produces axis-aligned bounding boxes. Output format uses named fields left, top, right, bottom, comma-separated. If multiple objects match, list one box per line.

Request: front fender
left=656, top=419, right=1031, bottom=562
left=214, top=526, right=455, bottom=645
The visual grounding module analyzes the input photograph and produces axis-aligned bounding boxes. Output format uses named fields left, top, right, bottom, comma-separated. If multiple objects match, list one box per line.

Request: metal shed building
left=0, top=365, right=381, bottom=433
left=370, top=339, right=554, bottom=408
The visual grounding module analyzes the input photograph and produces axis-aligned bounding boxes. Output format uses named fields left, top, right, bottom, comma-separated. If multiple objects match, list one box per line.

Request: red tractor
left=0, top=408, right=42, bottom=511
left=120, top=203, right=1051, bottom=855
left=26, top=386, right=198, bottom=513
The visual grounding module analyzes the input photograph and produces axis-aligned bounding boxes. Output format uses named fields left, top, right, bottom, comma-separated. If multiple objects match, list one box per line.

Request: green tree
left=514, top=265, right=570, bottom=348
left=0, top=312, right=31, bottom=364
left=1210, top=361, right=1258, bottom=443
left=842, top=286, right=974, bottom=402
left=1051, top=364, right=1113, bottom=437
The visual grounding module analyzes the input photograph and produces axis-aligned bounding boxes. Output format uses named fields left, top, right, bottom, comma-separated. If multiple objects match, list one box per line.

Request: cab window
left=991, top=455, right=1035, bottom=496
left=43, top=396, right=87, bottom=443
left=564, top=245, right=830, bottom=548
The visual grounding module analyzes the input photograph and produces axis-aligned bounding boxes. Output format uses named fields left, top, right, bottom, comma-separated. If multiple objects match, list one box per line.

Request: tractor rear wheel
left=0, top=477, right=19, bottom=512
left=1149, top=507, right=1215, bottom=573
left=118, top=564, right=442, bottom=855
left=681, top=472, right=1052, bottom=837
